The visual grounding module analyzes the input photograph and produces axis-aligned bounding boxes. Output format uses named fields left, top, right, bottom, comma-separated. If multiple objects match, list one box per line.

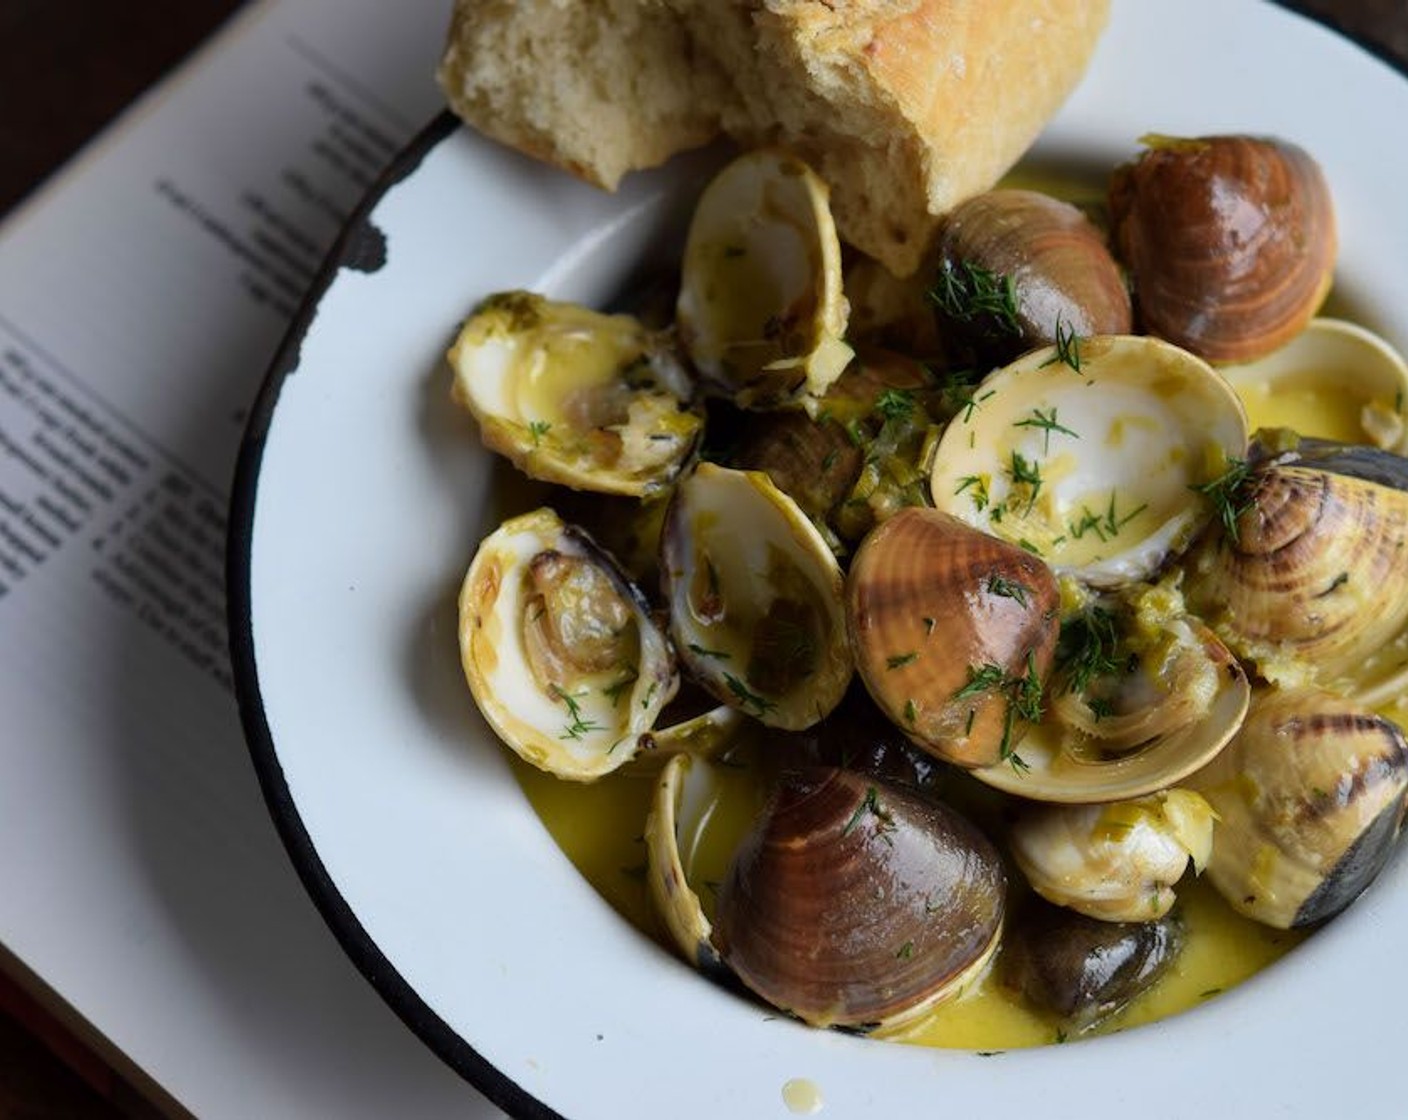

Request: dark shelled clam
left=1109, top=134, right=1337, bottom=363
left=1002, top=898, right=1185, bottom=1032
left=932, top=188, right=1132, bottom=355
left=1188, top=688, right=1408, bottom=929
left=713, top=768, right=1006, bottom=1030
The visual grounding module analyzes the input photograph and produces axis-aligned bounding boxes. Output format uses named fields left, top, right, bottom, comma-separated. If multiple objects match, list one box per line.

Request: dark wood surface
left=0, top=0, right=1404, bottom=1116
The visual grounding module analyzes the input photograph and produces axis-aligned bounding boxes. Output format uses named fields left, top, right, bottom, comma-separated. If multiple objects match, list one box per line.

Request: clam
left=712, top=768, right=1006, bottom=1030
left=1009, top=789, right=1216, bottom=922
left=729, top=347, right=941, bottom=547
left=1181, top=441, right=1408, bottom=703
left=1188, top=688, right=1408, bottom=929
left=932, top=188, right=1132, bottom=355
left=1219, top=318, right=1408, bottom=454
left=929, top=334, right=1249, bottom=587
left=1108, top=134, right=1337, bottom=363
left=971, top=579, right=1250, bottom=803
left=1002, top=898, right=1185, bottom=1032
left=676, top=150, right=852, bottom=410
left=845, top=507, right=1060, bottom=769
left=458, top=507, right=677, bottom=780
left=660, top=462, right=852, bottom=729
left=449, top=291, right=703, bottom=497
left=643, top=751, right=764, bottom=981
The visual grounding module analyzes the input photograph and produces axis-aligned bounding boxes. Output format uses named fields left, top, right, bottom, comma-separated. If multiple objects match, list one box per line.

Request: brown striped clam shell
left=1183, top=460, right=1408, bottom=698
left=1188, top=688, right=1408, bottom=929
left=935, top=188, right=1133, bottom=350
left=846, top=508, right=1060, bottom=768
left=712, top=767, right=1005, bottom=1030
left=1109, top=134, right=1336, bottom=363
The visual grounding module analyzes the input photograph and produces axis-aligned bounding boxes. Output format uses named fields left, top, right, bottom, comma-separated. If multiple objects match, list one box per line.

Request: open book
left=0, top=1, right=504, bottom=1115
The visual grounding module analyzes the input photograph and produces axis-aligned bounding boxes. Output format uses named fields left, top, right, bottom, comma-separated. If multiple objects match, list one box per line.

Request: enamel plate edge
left=232, top=3, right=1408, bottom=1117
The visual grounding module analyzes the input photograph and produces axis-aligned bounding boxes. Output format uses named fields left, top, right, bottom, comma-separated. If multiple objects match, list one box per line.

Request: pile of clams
left=447, top=135, right=1408, bottom=1041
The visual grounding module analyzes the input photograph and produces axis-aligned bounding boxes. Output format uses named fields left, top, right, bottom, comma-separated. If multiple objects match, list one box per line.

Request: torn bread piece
left=437, top=0, right=1111, bottom=276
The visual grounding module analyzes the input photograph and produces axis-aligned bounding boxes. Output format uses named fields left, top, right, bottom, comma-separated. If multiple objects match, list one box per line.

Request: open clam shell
left=660, top=463, right=852, bottom=729
left=643, top=753, right=731, bottom=979
left=929, top=334, right=1249, bottom=587
left=1220, top=318, right=1408, bottom=453
left=458, top=508, right=677, bottom=780
left=676, top=150, right=852, bottom=410
left=449, top=291, right=702, bottom=497
left=973, top=616, right=1250, bottom=804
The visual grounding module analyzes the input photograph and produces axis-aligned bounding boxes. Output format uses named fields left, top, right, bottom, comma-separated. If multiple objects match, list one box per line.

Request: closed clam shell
left=934, top=188, right=1132, bottom=348
left=1188, top=689, right=1408, bottom=929
left=1183, top=457, right=1408, bottom=698
left=846, top=508, right=1059, bottom=768
left=1002, top=898, right=1185, bottom=1032
left=1109, top=134, right=1336, bottom=363
left=713, top=768, right=1005, bottom=1030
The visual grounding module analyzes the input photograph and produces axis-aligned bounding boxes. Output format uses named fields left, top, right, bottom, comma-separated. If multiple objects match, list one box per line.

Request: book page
left=0, top=1, right=507, bottom=1115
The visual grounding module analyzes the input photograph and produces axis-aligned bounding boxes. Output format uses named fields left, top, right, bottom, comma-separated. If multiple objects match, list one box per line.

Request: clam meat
left=449, top=291, right=702, bottom=497
left=458, top=507, right=677, bottom=780
left=973, top=581, right=1250, bottom=803
left=1009, top=789, right=1216, bottom=922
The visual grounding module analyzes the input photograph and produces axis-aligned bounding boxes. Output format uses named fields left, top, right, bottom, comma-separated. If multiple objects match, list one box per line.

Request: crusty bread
left=437, top=0, right=1110, bottom=276
left=436, top=0, right=731, bottom=190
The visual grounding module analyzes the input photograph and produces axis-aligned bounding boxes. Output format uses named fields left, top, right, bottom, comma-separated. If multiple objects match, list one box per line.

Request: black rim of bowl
left=227, top=9, right=1407, bottom=1118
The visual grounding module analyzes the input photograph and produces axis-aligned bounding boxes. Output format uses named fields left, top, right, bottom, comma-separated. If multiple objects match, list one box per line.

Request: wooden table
left=0, top=0, right=1403, bottom=1115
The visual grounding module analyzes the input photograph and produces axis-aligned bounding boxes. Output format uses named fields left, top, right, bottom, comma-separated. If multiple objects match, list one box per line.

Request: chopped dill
left=1190, top=456, right=1255, bottom=543
left=1039, top=316, right=1084, bottom=372
left=956, top=474, right=991, bottom=512
left=550, top=684, right=604, bottom=740
left=722, top=672, right=775, bottom=716
left=1008, top=451, right=1043, bottom=513
left=1013, top=406, right=1079, bottom=454
left=986, top=574, right=1032, bottom=607
left=930, top=259, right=1022, bottom=337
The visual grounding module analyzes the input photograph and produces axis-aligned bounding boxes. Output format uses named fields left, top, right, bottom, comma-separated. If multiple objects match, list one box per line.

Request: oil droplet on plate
left=782, top=1077, right=823, bottom=1114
